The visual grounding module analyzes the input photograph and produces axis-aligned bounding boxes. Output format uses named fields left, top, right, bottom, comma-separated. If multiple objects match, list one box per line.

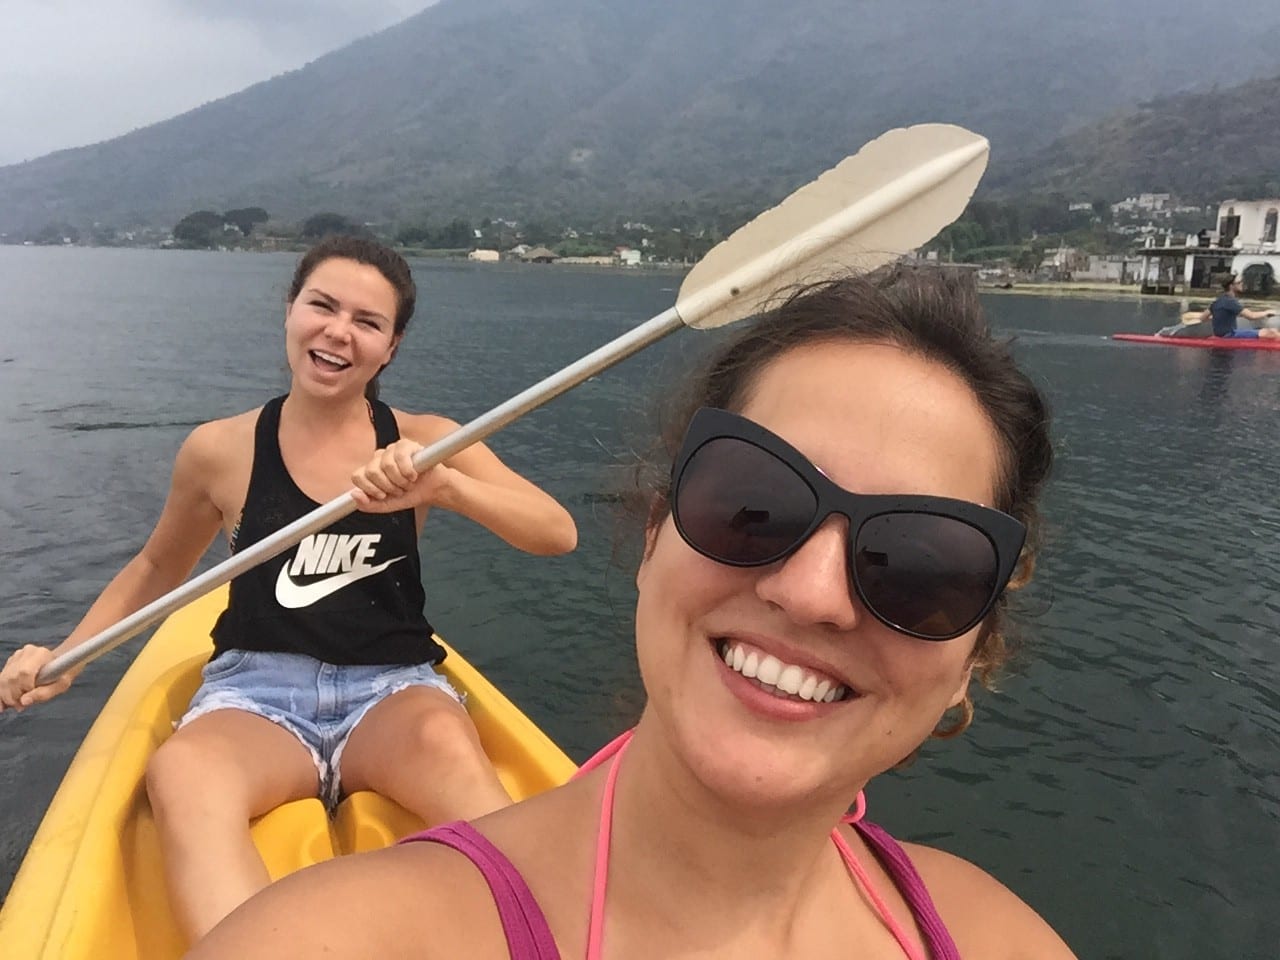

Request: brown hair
left=632, top=265, right=1053, bottom=733
left=287, top=234, right=417, bottom=400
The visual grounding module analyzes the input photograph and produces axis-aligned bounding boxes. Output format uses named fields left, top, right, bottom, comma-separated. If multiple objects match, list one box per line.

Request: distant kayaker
left=191, top=266, right=1077, bottom=959
left=1202, top=274, right=1279, bottom=338
left=0, top=235, right=577, bottom=944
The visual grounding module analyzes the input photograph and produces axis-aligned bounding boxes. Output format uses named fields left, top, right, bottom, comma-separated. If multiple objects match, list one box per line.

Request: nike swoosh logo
left=274, top=556, right=405, bottom=609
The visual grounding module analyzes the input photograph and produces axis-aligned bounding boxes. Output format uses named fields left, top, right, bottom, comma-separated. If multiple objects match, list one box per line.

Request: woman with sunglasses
left=192, top=265, right=1076, bottom=959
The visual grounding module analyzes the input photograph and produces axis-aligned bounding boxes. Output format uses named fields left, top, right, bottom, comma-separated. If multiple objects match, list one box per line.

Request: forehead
left=303, top=258, right=399, bottom=315
left=736, top=341, right=1003, bottom=505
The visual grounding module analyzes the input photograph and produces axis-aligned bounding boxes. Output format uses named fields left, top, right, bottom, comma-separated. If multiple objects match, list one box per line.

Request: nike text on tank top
left=210, top=395, right=445, bottom=666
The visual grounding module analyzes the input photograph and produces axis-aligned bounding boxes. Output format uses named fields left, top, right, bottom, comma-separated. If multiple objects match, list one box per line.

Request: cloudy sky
left=0, top=1, right=437, bottom=166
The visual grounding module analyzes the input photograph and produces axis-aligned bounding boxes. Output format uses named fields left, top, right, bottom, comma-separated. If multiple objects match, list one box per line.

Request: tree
left=520, top=220, right=556, bottom=246
left=395, top=223, right=434, bottom=246
left=934, top=220, right=986, bottom=259
left=224, top=206, right=269, bottom=236
left=436, top=218, right=473, bottom=249
left=32, top=222, right=80, bottom=245
left=1015, top=239, right=1049, bottom=273
left=173, top=210, right=226, bottom=248
left=301, top=212, right=355, bottom=240
left=554, top=237, right=611, bottom=257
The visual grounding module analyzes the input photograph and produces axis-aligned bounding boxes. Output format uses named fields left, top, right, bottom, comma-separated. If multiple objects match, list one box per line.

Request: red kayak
left=1112, top=334, right=1280, bottom=351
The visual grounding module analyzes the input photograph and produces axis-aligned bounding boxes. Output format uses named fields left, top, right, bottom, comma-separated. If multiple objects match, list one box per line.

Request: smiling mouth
left=715, top=639, right=854, bottom=704
left=310, top=349, right=352, bottom=371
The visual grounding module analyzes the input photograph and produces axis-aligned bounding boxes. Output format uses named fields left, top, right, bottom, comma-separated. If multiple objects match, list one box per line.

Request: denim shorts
left=177, top=649, right=462, bottom=812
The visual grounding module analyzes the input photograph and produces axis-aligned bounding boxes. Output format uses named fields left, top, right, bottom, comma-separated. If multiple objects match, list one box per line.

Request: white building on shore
left=1135, top=198, right=1280, bottom=294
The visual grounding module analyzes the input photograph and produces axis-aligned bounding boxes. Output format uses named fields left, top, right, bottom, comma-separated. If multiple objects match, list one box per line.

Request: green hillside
left=989, top=73, right=1280, bottom=202
left=3, top=0, right=1280, bottom=236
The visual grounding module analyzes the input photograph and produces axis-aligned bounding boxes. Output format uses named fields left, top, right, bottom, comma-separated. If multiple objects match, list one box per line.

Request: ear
left=947, top=661, right=975, bottom=710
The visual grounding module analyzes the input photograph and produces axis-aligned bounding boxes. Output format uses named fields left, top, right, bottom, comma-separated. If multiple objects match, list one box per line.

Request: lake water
left=0, top=247, right=1276, bottom=958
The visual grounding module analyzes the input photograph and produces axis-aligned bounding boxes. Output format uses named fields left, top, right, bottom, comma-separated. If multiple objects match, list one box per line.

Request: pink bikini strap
left=584, top=731, right=630, bottom=960
left=831, top=826, right=929, bottom=960
left=578, top=729, right=899, bottom=960
left=573, top=728, right=632, bottom=778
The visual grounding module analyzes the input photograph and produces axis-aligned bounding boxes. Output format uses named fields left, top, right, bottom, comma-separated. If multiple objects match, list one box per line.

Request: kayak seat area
left=333, top=790, right=426, bottom=854
left=116, top=658, right=434, bottom=957
left=118, top=654, right=342, bottom=958
left=0, top=587, right=576, bottom=960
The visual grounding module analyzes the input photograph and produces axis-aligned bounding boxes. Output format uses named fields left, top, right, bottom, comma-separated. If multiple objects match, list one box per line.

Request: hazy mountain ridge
left=4, top=0, right=1280, bottom=235
left=989, top=72, right=1280, bottom=202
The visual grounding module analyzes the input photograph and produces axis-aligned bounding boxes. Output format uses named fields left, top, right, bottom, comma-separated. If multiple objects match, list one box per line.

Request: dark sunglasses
left=670, top=407, right=1027, bottom=641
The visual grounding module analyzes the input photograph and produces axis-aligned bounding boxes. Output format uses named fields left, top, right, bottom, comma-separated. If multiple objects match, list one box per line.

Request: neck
left=602, top=720, right=858, bottom=937
left=281, top=389, right=370, bottom=432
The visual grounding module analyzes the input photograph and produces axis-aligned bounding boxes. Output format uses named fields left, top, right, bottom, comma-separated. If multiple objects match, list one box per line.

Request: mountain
left=4, top=0, right=1280, bottom=235
left=987, top=72, right=1280, bottom=202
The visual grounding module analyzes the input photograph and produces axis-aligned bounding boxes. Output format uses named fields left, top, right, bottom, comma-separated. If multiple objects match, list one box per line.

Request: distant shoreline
left=6, top=245, right=1273, bottom=306
left=979, top=281, right=1277, bottom=308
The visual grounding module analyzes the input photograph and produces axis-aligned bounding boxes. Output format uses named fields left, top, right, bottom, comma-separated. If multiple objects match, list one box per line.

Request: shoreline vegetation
left=7, top=239, right=1270, bottom=308
left=13, top=195, right=1272, bottom=310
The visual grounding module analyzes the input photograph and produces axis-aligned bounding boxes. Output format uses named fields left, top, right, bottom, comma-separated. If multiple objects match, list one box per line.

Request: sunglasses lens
left=854, top=514, right=1000, bottom=640
left=674, top=438, right=817, bottom=564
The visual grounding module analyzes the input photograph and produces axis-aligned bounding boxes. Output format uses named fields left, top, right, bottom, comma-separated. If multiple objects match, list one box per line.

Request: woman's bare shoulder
left=183, top=408, right=260, bottom=459
left=190, top=839, right=513, bottom=959
left=900, top=841, right=1078, bottom=959
left=388, top=408, right=460, bottom=445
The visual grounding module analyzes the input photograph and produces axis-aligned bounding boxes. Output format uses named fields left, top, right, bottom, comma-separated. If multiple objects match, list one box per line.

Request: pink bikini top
left=403, top=730, right=960, bottom=959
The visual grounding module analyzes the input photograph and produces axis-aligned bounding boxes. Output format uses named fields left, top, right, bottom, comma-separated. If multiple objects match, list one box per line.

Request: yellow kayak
left=0, top=586, right=577, bottom=959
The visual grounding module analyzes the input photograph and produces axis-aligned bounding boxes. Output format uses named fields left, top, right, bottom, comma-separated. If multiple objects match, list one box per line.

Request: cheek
left=368, top=331, right=399, bottom=366
left=633, top=524, right=728, bottom=657
left=879, top=637, right=975, bottom=710
left=284, top=310, right=313, bottom=341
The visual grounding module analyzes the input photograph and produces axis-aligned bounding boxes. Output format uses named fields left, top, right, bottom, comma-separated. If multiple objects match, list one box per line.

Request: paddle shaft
left=36, top=307, right=684, bottom=685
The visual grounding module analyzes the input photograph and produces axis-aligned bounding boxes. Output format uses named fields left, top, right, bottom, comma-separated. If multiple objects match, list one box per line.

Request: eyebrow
left=305, top=286, right=390, bottom=324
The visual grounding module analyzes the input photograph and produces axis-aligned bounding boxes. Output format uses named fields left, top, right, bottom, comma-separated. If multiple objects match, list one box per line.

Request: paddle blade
left=675, top=123, right=989, bottom=330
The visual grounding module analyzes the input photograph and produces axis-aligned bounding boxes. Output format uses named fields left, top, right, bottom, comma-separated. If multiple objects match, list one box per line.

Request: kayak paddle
left=38, top=122, right=989, bottom=685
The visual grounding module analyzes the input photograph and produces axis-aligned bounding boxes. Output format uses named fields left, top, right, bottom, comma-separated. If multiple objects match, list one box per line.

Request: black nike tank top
left=210, top=395, right=444, bottom=666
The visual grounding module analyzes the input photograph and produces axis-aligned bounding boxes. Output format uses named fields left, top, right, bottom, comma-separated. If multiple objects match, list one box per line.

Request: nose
left=323, top=310, right=354, bottom=342
left=753, top=515, right=861, bottom=631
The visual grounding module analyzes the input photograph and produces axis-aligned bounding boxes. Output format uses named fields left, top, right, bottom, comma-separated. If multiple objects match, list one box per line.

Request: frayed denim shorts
left=177, top=649, right=462, bottom=812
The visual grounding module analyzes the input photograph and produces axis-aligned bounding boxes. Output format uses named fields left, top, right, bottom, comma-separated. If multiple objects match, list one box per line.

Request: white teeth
left=776, top=665, right=803, bottom=695
left=719, top=641, right=848, bottom=704
left=756, top=655, right=782, bottom=686
left=313, top=350, right=349, bottom=366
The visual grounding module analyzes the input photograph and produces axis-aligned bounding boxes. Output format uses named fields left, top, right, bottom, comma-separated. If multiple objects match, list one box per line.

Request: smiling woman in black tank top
left=0, top=235, right=577, bottom=947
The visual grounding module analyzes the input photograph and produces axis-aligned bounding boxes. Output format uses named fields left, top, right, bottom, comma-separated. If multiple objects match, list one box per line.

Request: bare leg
left=340, top=686, right=512, bottom=823
left=145, top=709, right=319, bottom=942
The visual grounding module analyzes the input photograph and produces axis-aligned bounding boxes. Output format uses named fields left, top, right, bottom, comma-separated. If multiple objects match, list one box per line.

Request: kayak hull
left=1112, top=333, right=1280, bottom=351
left=0, top=587, right=577, bottom=959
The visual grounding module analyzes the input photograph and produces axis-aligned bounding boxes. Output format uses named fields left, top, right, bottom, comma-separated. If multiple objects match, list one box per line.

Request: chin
left=672, top=718, right=853, bottom=812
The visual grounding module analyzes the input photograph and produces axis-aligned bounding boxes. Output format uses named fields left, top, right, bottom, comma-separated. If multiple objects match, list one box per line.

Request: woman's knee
left=403, top=704, right=486, bottom=769
left=147, top=730, right=242, bottom=820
